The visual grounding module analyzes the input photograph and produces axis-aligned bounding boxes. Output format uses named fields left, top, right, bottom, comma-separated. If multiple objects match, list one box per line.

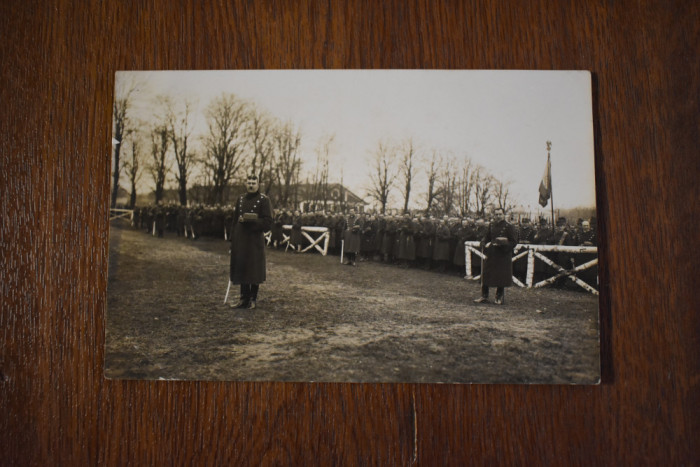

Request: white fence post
left=465, top=242, right=472, bottom=279
left=526, top=249, right=535, bottom=288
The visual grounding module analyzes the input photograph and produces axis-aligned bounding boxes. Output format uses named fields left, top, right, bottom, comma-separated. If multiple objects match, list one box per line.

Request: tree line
left=112, top=82, right=517, bottom=216
left=112, top=84, right=308, bottom=210
left=365, top=138, right=515, bottom=217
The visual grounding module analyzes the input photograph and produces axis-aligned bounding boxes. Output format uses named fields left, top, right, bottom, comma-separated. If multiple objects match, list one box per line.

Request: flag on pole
left=538, top=155, right=551, bottom=207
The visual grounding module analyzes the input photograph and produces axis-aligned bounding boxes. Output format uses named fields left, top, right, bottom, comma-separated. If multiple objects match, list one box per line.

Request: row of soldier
left=272, top=209, right=596, bottom=272
left=130, top=203, right=597, bottom=281
left=132, top=204, right=597, bottom=247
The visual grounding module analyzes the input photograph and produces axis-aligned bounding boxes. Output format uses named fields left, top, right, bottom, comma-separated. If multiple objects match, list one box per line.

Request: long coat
left=398, top=218, right=417, bottom=261
left=416, top=220, right=435, bottom=259
left=361, top=219, right=376, bottom=253
left=290, top=215, right=304, bottom=246
left=343, top=215, right=363, bottom=254
left=480, top=219, right=518, bottom=287
left=432, top=224, right=452, bottom=261
left=270, top=212, right=284, bottom=243
left=452, top=224, right=474, bottom=267
left=381, top=219, right=396, bottom=256
left=229, top=192, right=273, bottom=284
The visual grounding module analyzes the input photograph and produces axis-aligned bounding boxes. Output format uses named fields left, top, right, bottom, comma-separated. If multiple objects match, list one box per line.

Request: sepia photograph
left=106, top=70, right=600, bottom=383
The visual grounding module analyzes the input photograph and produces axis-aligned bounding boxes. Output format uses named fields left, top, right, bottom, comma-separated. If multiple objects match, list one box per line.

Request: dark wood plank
left=1, top=0, right=697, bottom=464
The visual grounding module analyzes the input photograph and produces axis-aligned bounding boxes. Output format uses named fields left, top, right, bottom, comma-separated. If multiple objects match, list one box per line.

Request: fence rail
left=265, top=225, right=330, bottom=256
left=109, top=208, right=133, bottom=222
left=464, top=241, right=599, bottom=295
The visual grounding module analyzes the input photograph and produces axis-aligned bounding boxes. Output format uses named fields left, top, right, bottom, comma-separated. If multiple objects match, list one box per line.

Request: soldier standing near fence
left=432, top=216, right=452, bottom=272
left=397, top=213, right=417, bottom=268
left=343, top=209, right=362, bottom=266
left=289, top=210, right=304, bottom=252
left=229, top=174, right=273, bottom=310
left=270, top=210, right=284, bottom=248
left=474, top=209, right=518, bottom=305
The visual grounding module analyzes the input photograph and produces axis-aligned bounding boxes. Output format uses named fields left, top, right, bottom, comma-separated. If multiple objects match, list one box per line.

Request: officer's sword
left=224, top=280, right=231, bottom=304
left=340, top=239, right=345, bottom=264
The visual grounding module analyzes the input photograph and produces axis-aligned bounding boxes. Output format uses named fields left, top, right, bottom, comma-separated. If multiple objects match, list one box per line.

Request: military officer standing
left=229, top=174, right=273, bottom=309
left=343, top=209, right=362, bottom=266
left=474, top=209, right=518, bottom=305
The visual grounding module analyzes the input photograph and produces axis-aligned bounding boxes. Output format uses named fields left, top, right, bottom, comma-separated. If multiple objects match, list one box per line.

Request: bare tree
left=310, top=134, right=334, bottom=210
left=423, top=150, right=440, bottom=215
left=398, top=138, right=417, bottom=214
left=111, top=79, right=138, bottom=208
left=456, top=157, right=475, bottom=216
left=273, top=120, right=303, bottom=209
left=122, top=129, right=144, bottom=209
left=494, top=177, right=514, bottom=214
left=435, top=155, right=457, bottom=216
left=246, top=107, right=276, bottom=193
left=164, top=97, right=194, bottom=206
left=149, top=124, right=170, bottom=204
left=473, top=166, right=494, bottom=216
left=200, top=93, right=249, bottom=205
left=366, top=141, right=397, bottom=214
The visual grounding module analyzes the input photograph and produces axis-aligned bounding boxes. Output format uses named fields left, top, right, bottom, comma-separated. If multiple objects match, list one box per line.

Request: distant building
left=128, top=182, right=368, bottom=213
left=295, top=183, right=369, bottom=213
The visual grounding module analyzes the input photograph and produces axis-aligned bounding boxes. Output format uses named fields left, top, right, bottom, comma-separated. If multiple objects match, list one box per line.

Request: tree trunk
left=179, top=178, right=187, bottom=206
left=129, top=182, right=137, bottom=209
left=111, top=140, right=122, bottom=208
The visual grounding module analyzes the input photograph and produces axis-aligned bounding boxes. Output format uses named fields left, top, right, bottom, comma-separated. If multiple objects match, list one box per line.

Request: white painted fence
left=265, top=225, right=330, bottom=256
left=464, top=241, right=599, bottom=295
left=109, top=208, right=133, bottom=222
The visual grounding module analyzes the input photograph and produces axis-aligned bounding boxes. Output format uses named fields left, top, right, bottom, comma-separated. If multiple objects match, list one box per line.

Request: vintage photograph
left=106, top=70, right=600, bottom=383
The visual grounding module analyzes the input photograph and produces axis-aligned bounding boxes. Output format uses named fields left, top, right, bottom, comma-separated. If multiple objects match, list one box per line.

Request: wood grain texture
left=1, top=0, right=698, bottom=464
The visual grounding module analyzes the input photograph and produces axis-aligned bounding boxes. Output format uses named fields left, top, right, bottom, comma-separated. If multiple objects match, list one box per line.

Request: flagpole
left=547, top=141, right=554, bottom=227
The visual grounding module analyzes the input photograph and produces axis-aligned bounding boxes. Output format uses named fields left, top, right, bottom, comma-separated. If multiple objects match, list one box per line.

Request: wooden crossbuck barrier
left=109, top=208, right=133, bottom=222
left=265, top=225, right=330, bottom=256
left=464, top=241, right=599, bottom=295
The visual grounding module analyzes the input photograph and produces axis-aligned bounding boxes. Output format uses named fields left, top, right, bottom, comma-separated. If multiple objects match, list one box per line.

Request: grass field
left=106, top=222, right=600, bottom=384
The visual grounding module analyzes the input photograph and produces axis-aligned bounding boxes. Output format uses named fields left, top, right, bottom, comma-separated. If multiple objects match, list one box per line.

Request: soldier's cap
left=246, top=174, right=258, bottom=181
left=557, top=217, right=567, bottom=226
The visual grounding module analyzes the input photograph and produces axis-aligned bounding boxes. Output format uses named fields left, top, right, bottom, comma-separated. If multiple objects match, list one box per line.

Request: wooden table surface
left=1, top=1, right=697, bottom=464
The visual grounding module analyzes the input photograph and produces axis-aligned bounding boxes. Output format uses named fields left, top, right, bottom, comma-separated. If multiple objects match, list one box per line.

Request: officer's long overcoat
left=229, top=191, right=273, bottom=284
left=343, top=214, right=362, bottom=254
left=480, top=219, right=518, bottom=287
left=432, top=224, right=452, bottom=261
left=398, top=218, right=417, bottom=261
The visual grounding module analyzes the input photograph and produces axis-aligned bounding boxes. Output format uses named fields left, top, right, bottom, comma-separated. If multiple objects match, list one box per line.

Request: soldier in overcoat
left=289, top=210, right=304, bottom=252
left=375, top=215, right=386, bottom=256
left=474, top=209, right=518, bottom=305
left=432, top=216, right=452, bottom=272
left=381, top=216, right=397, bottom=262
left=229, top=175, right=273, bottom=309
left=452, top=218, right=474, bottom=271
left=342, top=209, right=363, bottom=266
left=270, top=210, right=284, bottom=248
left=154, top=203, right=165, bottom=237
left=397, top=213, right=417, bottom=266
left=416, top=217, right=435, bottom=269
left=360, top=214, right=377, bottom=261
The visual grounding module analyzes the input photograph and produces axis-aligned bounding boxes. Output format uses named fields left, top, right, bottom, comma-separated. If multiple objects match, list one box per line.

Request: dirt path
left=106, top=224, right=600, bottom=383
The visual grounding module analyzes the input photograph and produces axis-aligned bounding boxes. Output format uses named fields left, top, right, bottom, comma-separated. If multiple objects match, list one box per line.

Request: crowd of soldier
left=130, top=204, right=598, bottom=287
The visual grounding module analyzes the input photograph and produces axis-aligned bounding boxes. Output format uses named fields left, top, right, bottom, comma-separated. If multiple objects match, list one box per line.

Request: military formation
left=130, top=203, right=597, bottom=278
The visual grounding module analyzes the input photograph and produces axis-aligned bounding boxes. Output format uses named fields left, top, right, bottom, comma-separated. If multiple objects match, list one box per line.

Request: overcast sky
left=117, top=70, right=595, bottom=211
